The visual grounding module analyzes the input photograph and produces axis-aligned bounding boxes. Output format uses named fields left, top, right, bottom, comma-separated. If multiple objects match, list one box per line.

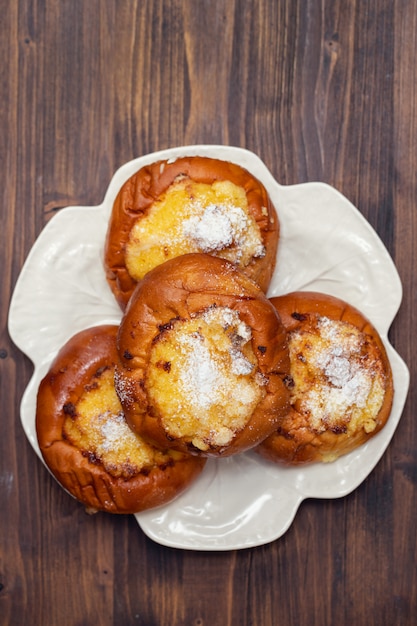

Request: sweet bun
left=115, top=253, right=291, bottom=457
left=104, top=155, right=279, bottom=309
left=257, top=291, right=394, bottom=464
left=36, top=325, right=206, bottom=514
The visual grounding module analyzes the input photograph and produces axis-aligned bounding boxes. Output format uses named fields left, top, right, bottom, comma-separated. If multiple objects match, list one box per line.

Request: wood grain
left=1, top=1, right=416, bottom=624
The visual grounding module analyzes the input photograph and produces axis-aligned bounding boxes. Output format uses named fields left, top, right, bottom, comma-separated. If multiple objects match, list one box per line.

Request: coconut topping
left=182, top=201, right=265, bottom=260
left=146, top=306, right=267, bottom=450
left=289, top=315, right=385, bottom=433
left=63, top=368, right=177, bottom=477
left=98, top=411, right=134, bottom=453
left=178, top=332, right=223, bottom=410
left=125, top=179, right=265, bottom=280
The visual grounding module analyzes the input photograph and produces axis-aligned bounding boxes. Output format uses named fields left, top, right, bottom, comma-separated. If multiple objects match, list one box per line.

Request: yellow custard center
left=146, top=306, right=268, bottom=451
left=63, top=368, right=182, bottom=478
left=125, top=178, right=265, bottom=280
left=288, top=316, right=386, bottom=436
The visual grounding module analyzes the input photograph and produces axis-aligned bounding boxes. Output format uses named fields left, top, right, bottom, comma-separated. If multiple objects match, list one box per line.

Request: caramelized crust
left=104, top=156, right=279, bottom=309
left=115, top=253, right=291, bottom=457
left=36, top=325, right=206, bottom=513
left=257, top=292, right=394, bottom=464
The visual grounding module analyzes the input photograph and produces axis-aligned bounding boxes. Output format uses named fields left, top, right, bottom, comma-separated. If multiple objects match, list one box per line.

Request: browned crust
left=256, top=291, right=394, bottom=465
left=36, top=325, right=206, bottom=514
left=104, top=156, right=279, bottom=309
left=115, top=253, right=291, bottom=457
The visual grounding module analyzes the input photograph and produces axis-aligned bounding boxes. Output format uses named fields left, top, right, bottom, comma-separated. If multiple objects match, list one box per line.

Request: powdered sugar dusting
left=182, top=203, right=234, bottom=251
left=179, top=307, right=256, bottom=409
left=114, top=369, right=136, bottom=408
left=201, top=306, right=255, bottom=377
left=147, top=306, right=267, bottom=448
left=182, top=201, right=265, bottom=259
left=290, top=315, right=382, bottom=432
left=125, top=178, right=266, bottom=280
left=98, top=411, right=136, bottom=453
left=201, top=306, right=252, bottom=343
left=178, top=332, right=223, bottom=409
left=314, top=316, right=369, bottom=405
left=230, top=347, right=255, bottom=375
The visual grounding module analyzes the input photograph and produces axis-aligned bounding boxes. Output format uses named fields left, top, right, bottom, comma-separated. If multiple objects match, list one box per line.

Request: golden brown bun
left=115, top=253, right=291, bottom=457
left=104, top=156, right=279, bottom=309
left=256, top=291, right=394, bottom=465
left=36, top=325, right=206, bottom=514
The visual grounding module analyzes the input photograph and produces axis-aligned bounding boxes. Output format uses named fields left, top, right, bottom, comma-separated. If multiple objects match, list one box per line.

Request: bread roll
left=104, top=156, right=279, bottom=309
left=115, top=253, right=291, bottom=457
left=257, top=291, right=394, bottom=464
left=36, top=325, right=206, bottom=513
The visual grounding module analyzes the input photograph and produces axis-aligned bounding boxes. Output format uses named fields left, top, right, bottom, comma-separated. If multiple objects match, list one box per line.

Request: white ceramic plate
left=8, top=145, right=409, bottom=551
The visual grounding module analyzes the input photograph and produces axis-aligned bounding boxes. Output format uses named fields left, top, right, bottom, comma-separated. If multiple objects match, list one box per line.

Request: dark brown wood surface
left=1, top=1, right=416, bottom=624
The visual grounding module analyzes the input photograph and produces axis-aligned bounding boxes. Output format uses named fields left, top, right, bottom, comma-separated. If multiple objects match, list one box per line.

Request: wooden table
left=2, top=1, right=416, bottom=624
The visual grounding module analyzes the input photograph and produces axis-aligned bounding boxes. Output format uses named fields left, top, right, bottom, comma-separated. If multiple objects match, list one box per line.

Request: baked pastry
left=115, top=253, right=291, bottom=457
left=257, top=291, right=394, bottom=464
left=104, top=155, right=279, bottom=309
left=36, top=325, right=206, bottom=514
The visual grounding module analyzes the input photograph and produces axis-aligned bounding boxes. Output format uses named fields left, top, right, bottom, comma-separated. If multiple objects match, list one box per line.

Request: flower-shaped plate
left=8, top=145, right=409, bottom=550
